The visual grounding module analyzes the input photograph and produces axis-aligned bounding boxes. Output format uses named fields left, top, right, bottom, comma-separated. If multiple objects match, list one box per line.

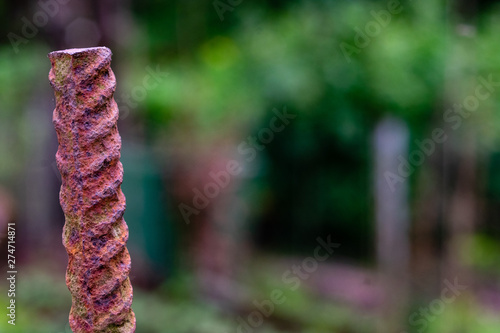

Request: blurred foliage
left=118, top=0, right=500, bottom=260
left=126, top=0, right=451, bottom=258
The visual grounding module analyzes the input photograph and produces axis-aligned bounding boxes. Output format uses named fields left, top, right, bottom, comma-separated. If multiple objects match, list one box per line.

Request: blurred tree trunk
left=172, top=143, right=249, bottom=308
left=373, top=117, right=410, bottom=333
left=444, top=135, right=477, bottom=282
left=412, top=140, right=442, bottom=299
left=442, top=0, right=477, bottom=293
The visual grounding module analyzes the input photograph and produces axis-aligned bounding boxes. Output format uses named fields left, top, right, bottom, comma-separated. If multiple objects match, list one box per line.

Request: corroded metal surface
left=48, top=47, right=135, bottom=333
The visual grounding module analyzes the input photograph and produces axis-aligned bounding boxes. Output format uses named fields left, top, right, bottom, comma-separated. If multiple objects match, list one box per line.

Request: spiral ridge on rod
left=49, top=47, right=135, bottom=333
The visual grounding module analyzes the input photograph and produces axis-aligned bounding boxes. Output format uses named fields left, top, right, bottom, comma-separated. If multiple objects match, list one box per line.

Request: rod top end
left=48, top=46, right=111, bottom=60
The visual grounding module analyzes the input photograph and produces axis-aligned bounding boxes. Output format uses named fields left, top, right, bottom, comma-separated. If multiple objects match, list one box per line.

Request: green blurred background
left=1, top=0, right=500, bottom=332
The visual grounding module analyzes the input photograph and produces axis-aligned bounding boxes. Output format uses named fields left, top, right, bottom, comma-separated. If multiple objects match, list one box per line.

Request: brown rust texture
left=48, top=47, right=135, bottom=333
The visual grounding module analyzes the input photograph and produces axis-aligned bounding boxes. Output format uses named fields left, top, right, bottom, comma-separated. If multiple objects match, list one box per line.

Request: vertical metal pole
left=48, top=47, right=135, bottom=333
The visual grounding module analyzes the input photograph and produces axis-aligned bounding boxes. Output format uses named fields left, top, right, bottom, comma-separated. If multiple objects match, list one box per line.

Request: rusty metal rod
left=48, top=47, right=135, bottom=333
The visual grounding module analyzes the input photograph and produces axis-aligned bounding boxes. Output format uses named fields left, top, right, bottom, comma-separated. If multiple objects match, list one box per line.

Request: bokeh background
left=2, top=0, right=500, bottom=332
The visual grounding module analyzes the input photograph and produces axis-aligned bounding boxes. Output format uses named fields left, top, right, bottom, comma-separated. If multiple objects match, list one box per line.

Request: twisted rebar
left=49, top=47, right=135, bottom=333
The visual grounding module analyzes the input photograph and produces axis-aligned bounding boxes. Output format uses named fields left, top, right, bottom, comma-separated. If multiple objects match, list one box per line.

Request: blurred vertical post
left=373, top=117, right=410, bottom=332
